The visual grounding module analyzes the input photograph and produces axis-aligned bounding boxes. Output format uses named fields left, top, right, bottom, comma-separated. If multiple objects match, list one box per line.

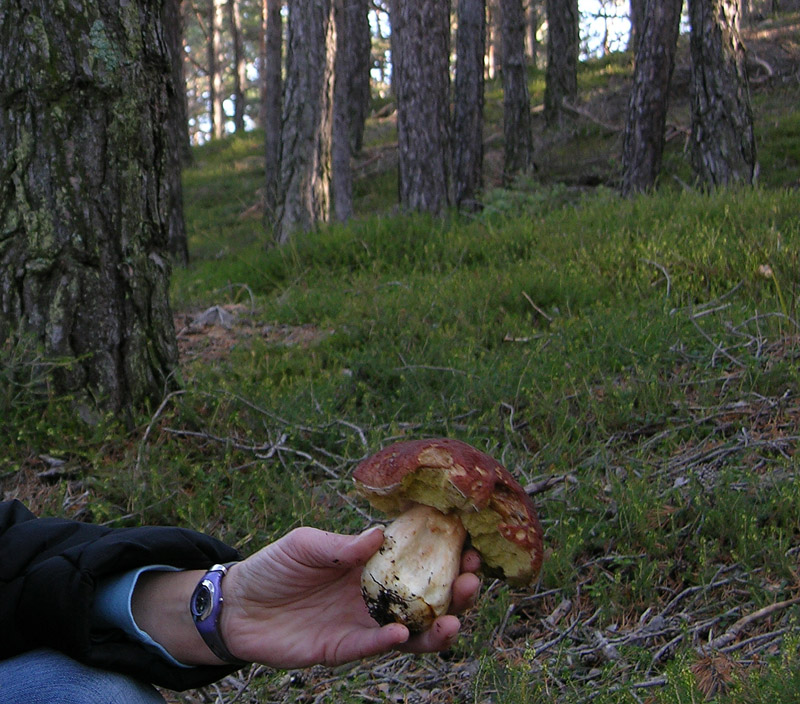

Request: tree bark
left=688, top=0, right=757, bottom=186
left=332, top=0, right=353, bottom=222
left=453, top=0, right=486, bottom=209
left=486, top=0, right=502, bottom=78
left=390, top=0, right=452, bottom=213
left=0, top=0, right=179, bottom=414
left=164, top=0, right=190, bottom=264
left=620, top=0, right=683, bottom=195
left=209, top=0, right=226, bottom=139
left=544, top=0, right=579, bottom=126
left=527, top=0, right=542, bottom=67
left=501, top=0, right=535, bottom=182
left=262, top=0, right=282, bottom=222
left=275, top=0, right=336, bottom=243
left=628, top=0, right=648, bottom=54
left=229, top=0, right=247, bottom=133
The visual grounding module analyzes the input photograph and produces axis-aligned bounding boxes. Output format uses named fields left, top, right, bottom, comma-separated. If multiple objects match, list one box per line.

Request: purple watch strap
left=190, top=563, right=246, bottom=665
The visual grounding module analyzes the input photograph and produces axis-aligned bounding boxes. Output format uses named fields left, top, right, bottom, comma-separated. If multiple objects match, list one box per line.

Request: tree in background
left=628, top=0, right=647, bottom=54
left=486, top=0, right=502, bottom=79
left=275, top=0, right=336, bottom=243
left=501, top=0, right=535, bottom=182
left=209, top=0, right=226, bottom=139
left=262, top=0, right=283, bottom=221
left=165, top=0, right=191, bottom=264
left=0, top=0, right=180, bottom=414
left=390, top=0, right=452, bottom=213
left=544, top=0, right=579, bottom=126
left=453, top=0, right=486, bottom=209
left=332, top=0, right=371, bottom=222
left=620, top=0, right=683, bottom=195
left=688, top=0, right=757, bottom=186
left=229, top=0, right=247, bottom=133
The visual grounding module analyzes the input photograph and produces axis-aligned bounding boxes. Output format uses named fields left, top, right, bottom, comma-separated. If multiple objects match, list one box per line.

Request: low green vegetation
left=3, top=21, right=800, bottom=704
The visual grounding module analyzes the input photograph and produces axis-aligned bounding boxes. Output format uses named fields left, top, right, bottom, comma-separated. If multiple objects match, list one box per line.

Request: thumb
left=290, top=525, right=384, bottom=569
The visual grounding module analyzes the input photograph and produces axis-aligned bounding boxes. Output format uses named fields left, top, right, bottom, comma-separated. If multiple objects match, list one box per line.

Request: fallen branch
left=700, top=596, right=800, bottom=653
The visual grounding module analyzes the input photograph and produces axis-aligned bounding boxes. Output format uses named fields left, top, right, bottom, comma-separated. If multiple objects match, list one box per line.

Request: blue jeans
left=0, top=648, right=165, bottom=704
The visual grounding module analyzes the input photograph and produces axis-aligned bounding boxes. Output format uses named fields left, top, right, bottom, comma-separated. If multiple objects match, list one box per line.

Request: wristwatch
left=190, top=563, right=247, bottom=665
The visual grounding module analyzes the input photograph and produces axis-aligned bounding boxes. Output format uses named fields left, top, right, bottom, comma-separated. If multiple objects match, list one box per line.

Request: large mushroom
left=353, top=437, right=543, bottom=632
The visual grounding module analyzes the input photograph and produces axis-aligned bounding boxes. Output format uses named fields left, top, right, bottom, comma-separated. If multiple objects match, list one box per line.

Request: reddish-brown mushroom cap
left=353, top=437, right=543, bottom=586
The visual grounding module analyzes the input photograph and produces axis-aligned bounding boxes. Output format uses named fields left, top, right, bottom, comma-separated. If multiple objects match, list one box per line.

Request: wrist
left=131, top=569, right=232, bottom=667
left=190, top=563, right=247, bottom=665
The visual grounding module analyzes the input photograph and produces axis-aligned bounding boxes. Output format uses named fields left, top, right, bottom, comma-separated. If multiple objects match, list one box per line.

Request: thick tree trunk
left=628, top=0, right=648, bottom=54
left=620, top=0, right=683, bottom=195
left=544, top=0, right=579, bottom=126
left=453, top=0, right=486, bottom=209
left=332, top=0, right=353, bottom=222
left=229, top=0, right=247, bottom=133
left=164, top=0, right=190, bottom=264
left=501, top=0, right=535, bottom=182
left=263, top=0, right=283, bottom=222
left=688, top=0, right=757, bottom=186
left=390, top=0, right=451, bottom=213
left=275, top=0, right=336, bottom=243
left=0, top=0, right=179, bottom=413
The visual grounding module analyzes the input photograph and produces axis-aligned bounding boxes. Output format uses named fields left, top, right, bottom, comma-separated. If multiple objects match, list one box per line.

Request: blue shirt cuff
left=92, top=565, right=194, bottom=669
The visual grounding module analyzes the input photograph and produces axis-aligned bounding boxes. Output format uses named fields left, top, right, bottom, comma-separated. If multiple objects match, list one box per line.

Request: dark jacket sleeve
left=0, top=500, right=243, bottom=690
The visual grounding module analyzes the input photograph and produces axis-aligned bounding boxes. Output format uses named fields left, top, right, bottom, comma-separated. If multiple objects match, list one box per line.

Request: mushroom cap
left=353, top=437, right=543, bottom=586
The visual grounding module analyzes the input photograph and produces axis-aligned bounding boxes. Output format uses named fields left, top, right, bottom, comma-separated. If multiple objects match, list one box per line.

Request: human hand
left=220, top=526, right=481, bottom=668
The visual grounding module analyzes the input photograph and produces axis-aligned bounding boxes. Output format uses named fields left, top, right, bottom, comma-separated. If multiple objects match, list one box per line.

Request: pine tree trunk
left=164, top=0, right=190, bottom=264
left=501, top=0, right=535, bottom=182
left=209, top=0, right=225, bottom=139
left=332, top=0, right=354, bottom=222
left=544, top=0, right=579, bottom=126
left=620, top=0, right=683, bottom=195
left=275, top=0, right=336, bottom=243
left=229, top=0, right=247, bottom=133
left=688, top=0, right=757, bottom=186
left=263, top=0, right=283, bottom=222
left=628, top=0, right=647, bottom=54
left=487, top=0, right=502, bottom=79
left=0, top=0, right=179, bottom=414
left=390, top=0, right=451, bottom=213
left=453, top=0, right=486, bottom=209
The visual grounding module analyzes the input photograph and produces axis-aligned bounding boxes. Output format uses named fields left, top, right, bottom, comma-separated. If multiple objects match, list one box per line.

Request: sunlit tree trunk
left=275, top=0, right=336, bottom=242
left=501, top=0, right=535, bottom=181
left=390, top=0, right=452, bottom=213
left=209, top=0, right=225, bottom=139
left=263, top=0, right=283, bottom=222
left=620, top=0, right=683, bottom=195
left=544, top=0, right=579, bottom=126
left=0, top=0, right=179, bottom=414
left=487, top=0, right=502, bottom=78
left=688, top=0, right=757, bottom=186
left=453, top=0, right=486, bottom=209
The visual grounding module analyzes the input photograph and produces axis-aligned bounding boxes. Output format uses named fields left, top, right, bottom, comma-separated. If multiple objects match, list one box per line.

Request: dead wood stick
left=702, top=596, right=800, bottom=652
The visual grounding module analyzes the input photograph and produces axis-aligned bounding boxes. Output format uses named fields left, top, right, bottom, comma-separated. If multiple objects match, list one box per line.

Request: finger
left=287, top=525, right=385, bottom=570
left=333, top=622, right=410, bottom=664
left=449, top=572, right=481, bottom=614
left=399, top=615, right=461, bottom=654
left=460, top=549, right=481, bottom=573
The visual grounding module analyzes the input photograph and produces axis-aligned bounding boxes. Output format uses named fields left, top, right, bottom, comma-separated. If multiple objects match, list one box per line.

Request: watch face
left=192, top=579, right=215, bottom=621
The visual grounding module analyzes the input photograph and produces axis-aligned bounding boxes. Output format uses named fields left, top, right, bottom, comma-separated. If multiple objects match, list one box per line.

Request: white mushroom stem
left=361, top=503, right=467, bottom=632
